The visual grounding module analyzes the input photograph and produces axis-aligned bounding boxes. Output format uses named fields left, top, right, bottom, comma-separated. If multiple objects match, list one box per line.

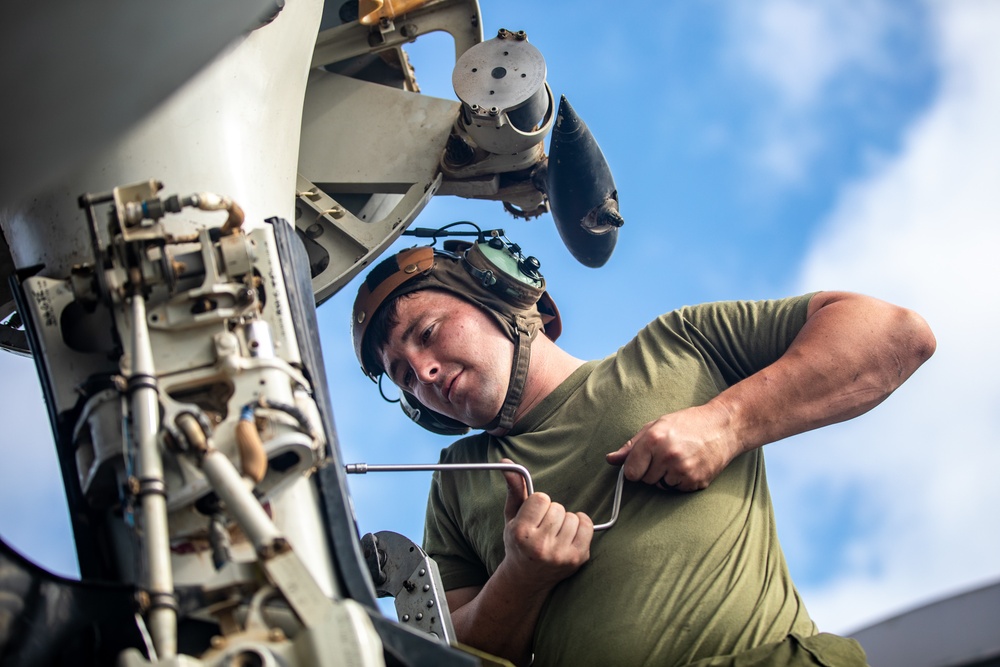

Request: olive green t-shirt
left=423, top=297, right=819, bottom=666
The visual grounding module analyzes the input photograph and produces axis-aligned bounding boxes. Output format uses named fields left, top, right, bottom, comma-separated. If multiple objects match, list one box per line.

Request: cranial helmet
left=351, top=232, right=561, bottom=435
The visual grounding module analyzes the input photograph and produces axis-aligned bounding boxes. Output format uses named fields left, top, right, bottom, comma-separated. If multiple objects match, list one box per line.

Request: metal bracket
left=361, top=530, right=456, bottom=644
left=294, top=172, right=441, bottom=304
left=312, top=0, right=483, bottom=68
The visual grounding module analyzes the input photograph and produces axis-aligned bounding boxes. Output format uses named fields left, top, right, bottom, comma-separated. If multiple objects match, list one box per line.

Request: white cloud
left=723, top=0, right=915, bottom=185
left=730, top=0, right=896, bottom=110
left=773, top=0, right=1000, bottom=633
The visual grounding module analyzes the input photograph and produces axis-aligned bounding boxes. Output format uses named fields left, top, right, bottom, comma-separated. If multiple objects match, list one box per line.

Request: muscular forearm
left=608, top=292, right=935, bottom=491
left=713, top=291, right=936, bottom=455
left=449, top=479, right=593, bottom=666
left=449, top=564, right=552, bottom=666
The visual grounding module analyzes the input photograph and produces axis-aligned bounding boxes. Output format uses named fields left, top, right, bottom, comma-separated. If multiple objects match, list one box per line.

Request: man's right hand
left=446, top=461, right=594, bottom=666
left=499, top=459, right=594, bottom=591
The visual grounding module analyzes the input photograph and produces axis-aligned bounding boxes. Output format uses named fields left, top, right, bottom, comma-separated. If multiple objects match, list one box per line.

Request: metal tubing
left=129, top=294, right=177, bottom=658
left=200, top=448, right=284, bottom=553
left=345, top=463, right=626, bottom=531
left=597, top=467, right=625, bottom=532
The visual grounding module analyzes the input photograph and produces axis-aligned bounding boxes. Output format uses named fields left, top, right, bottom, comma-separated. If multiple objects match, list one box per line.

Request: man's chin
left=459, top=410, right=498, bottom=431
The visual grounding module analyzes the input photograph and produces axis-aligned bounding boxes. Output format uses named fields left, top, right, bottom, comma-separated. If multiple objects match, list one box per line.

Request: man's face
left=378, top=290, right=515, bottom=428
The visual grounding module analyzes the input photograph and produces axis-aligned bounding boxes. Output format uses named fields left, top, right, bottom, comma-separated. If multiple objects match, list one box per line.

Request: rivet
left=356, top=311, right=366, bottom=324
left=402, top=614, right=410, bottom=622
left=423, top=584, right=430, bottom=592
left=404, top=263, right=419, bottom=274
left=416, top=613, right=423, bottom=621
left=427, top=600, right=435, bottom=608
left=419, top=569, right=426, bottom=576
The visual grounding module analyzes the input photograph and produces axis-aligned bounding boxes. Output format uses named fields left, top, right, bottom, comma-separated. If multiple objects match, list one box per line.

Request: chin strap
left=486, top=315, right=536, bottom=435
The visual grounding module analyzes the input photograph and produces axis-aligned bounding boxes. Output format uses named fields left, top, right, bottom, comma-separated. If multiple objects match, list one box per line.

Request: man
left=350, top=237, right=935, bottom=667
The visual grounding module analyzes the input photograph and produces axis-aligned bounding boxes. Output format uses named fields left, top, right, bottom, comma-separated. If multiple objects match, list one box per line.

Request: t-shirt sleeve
left=423, top=460, right=491, bottom=592
left=673, top=294, right=814, bottom=387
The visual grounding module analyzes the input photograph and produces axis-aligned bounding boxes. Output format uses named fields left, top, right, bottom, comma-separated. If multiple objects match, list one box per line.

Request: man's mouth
left=443, top=372, right=459, bottom=403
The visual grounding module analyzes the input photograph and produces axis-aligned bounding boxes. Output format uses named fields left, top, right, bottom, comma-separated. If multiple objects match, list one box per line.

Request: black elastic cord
left=377, top=374, right=400, bottom=404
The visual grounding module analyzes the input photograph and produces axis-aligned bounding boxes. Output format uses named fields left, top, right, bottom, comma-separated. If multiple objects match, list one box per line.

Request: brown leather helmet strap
left=486, top=322, right=533, bottom=435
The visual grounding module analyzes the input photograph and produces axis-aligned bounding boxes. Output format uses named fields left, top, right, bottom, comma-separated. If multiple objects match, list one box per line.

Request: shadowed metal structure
left=849, top=579, right=1000, bottom=667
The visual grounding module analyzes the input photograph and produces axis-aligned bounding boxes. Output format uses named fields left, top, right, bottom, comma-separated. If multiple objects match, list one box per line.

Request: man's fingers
left=607, top=420, right=656, bottom=468
left=605, top=439, right=633, bottom=465
left=621, top=438, right=655, bottom=482
left=502, top=465, right=529, bottom=522
left=572, top=512, right=594, bottom=549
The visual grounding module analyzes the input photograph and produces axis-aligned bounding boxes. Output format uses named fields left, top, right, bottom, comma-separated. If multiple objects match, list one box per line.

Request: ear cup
left=399, top=392, right=470, bottom=436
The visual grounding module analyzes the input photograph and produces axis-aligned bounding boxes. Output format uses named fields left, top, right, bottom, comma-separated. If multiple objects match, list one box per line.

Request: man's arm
left=445, top=464, right=593, bottom=666
left=607, top=292, right=936, bottom=491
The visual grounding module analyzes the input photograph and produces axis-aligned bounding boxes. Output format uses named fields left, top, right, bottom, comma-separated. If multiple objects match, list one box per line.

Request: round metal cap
left=452, top=34, right=547, bottom=113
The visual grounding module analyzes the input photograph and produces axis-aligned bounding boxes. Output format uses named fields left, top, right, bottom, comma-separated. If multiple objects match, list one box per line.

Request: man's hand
left=445, top=463, right=593, bottom=667
left=608, top=292, right=936, bottom=494
left=499, top=459, right=594, bottom=590
left=606, top=402, right=739, bottom=492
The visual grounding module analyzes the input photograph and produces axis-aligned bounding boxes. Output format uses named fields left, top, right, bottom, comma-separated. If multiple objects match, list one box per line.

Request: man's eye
left=421, top=325, right=433, bottom=343
left=403, top=369, right=414, bottom=387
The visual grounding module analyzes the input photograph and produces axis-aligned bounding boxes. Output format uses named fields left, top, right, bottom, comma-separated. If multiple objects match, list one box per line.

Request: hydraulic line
left=345, top=462, right=625, bottom=531
left=128, top=293, right=177, bottom=659
left=176, top=413, right=337, bottom=625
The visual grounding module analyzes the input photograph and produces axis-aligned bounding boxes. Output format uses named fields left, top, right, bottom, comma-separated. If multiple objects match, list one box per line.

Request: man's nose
left=412, top=353, right=439, bottom=385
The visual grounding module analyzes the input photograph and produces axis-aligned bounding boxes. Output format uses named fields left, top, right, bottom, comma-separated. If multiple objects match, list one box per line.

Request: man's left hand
left=606, top=403, right=740, bottom=492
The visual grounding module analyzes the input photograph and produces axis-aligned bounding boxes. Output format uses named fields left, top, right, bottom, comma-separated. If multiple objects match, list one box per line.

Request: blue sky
left=2, top=0, right=999, bottom=639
